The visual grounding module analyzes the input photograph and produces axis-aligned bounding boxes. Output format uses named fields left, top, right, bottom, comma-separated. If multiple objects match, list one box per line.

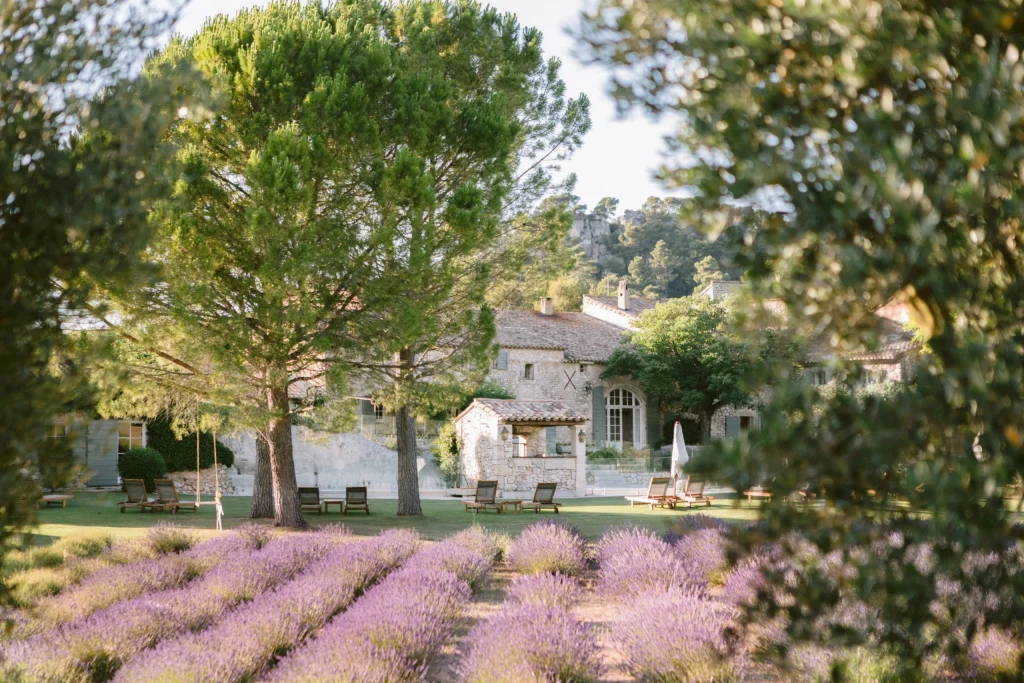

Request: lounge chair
left=520, top=482, right=561, bottom=514
left=298, top=487, right=322, bottom=515
left=463, top=480, right=502, bottom=514
left=119, top=479, right=150, bottom=513
left=625, top=476, right=675, bottom=510
left=344, top=486, right=369, bottom=515
left=145, top=479, right=197, bottom=514
left=675, top=474, right=714, bottom=508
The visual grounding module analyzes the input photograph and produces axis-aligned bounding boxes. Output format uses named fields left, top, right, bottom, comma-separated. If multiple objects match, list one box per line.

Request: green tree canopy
left=583, top=0, right=1024, bottom=674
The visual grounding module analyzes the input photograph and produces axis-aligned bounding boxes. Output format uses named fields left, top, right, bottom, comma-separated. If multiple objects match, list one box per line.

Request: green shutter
left=496, top=350, right=509, bottom=370
left=725, top=416, right=741, bottom=438
left=591, top=386, right=605, bottom=447
left=645, top=395, right=660, bottom=447
left=546, top=427, right=556, bottom=455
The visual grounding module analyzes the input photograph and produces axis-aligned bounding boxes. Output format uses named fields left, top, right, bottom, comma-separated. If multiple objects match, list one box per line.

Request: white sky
left=173, top=0, right=680, bottom=210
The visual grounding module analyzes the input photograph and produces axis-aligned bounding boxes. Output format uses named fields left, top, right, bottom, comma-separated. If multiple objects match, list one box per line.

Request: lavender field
left=0, top=519, right=1018, bottom=682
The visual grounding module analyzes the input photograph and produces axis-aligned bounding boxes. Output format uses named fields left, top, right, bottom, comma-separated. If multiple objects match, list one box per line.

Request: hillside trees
left=0, top=0, right=181, bottom=592
left=583, top=0, right=1024, bottom=673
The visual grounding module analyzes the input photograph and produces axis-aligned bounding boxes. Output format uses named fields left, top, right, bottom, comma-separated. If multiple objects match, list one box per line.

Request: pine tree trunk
left=395, top=347, right=422, bottom=516
left=249, top=433, right=274, bottom=519
left=267, top=384, right=306, bottom=528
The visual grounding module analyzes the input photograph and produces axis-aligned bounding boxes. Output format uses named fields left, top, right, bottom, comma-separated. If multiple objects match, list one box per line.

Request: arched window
left=606, top=388, right=643, bottom=448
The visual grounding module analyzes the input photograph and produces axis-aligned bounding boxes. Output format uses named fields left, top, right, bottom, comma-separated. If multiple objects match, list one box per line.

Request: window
left=117, top=422, right=145, bottom=455
left=47, top=423, right=67, bottom=439
left=523, top=363, right=535, bottom=380
left=606, top=388, right=642, bottom=447
left=859, top=368, right=887, bottom=386
left=740, top=416, right=753, bottom=432
left=809, top=368, right=831, bottom=386
left=374, top=403, right=385, bottom=420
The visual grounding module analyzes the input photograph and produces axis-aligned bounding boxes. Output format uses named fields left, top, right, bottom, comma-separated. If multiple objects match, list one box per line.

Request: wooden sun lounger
left=464, top=480, right=502, bottom=514
left=144, top=479, right=197, bottom=514
left=119, top=479, right=150, bottom=513
left=520, top=482, right=561, bottom=513
left=625, top=476, right=676, bottom=510
left=344, top=486, right=369, bottom=515
left=675, top=474, right=714, bottom=508
left=298, top=487, right=322, bottom=515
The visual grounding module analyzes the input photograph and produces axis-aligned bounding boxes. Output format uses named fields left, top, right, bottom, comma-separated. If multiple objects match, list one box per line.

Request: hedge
left=117, top=447, right=167, bottom=492
left=146, top=418, right=235, bottom=473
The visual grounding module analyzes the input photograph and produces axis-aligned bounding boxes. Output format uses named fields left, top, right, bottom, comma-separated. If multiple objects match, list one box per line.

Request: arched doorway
left=606, top=388, right=643, bottom=450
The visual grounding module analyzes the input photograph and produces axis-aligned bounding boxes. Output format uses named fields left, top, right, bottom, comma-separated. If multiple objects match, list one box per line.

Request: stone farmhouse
left=54, top=279, right=916, bottom=493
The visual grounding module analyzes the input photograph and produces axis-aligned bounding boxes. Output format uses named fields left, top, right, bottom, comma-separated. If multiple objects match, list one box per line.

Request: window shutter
left=645, top=395, right=660, bottom=447
left=546, top=427, right=556, bottom=455
left=591, top=386, right=605, bottom=447
left=360, top=399, right=375, bottom=415
left=496, top=350, right=508, bottom=370
left=725, top=416, right=741, bottom=438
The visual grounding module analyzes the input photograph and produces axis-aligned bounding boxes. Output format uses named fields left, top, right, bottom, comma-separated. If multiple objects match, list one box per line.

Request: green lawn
left=28, top=491, right=762, bottom=545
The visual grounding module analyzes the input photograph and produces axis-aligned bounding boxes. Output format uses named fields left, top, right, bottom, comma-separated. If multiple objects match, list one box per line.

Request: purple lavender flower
left=720, top=559, right=765, bottom=607
left=505, top=572, right=582, bottom=611
left=405, top=542, right=491, bottom=590
left=963, top=627, right=1024, bottom=680
left=666, top=513, right=731, bottom=540
left=506, top=520, right=588, bottom=577
left=672, top=527, right=728, bottom=586
left=597, top=525, right=699, bottom=600
left=267, top=568, right=472, bottom=683
left=459, top=604, right=602, bottom=683
left=448, top=526, right=506, bottom=562
left=612, top=587, right=744, bottom=682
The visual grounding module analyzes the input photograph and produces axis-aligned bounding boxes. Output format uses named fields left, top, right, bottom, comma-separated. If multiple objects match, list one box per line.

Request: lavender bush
left=961, top=627, right=1024, bottom=681
left=234, top=522, right=278, bottom=550
left=460, top=604, right=602, bottom=683
left=672, top=527, right=728, bottom=587
left=506, top=520, right=588, bottom=577
left=145, top=522, right=199, bottom=555
left=506, top=573, right=582, bottom=611
left=720, top=559, right=766, bottom=607
left=787, top=644, right=899, bottom=683
left=665, top=513, right=731, bottom=539
left=612, top=587, right=744, bottom=683
left=448, top=526, right=505, bottom=562
left=405, top=542, right=491, bottom=590
left=596, top=525, right=696, bottom=600
left=112, top=530, right=419, bottom=683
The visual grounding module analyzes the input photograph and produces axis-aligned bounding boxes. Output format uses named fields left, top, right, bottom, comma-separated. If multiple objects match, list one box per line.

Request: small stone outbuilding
left=454, top=399, right=588, bottom=497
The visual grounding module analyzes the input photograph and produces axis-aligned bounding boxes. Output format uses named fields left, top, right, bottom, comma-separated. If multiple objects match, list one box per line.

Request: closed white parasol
left=670, top=421, right=688, bottom=481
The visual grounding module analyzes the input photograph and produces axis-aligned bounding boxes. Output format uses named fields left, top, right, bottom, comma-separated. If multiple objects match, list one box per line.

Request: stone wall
left=170, top=465, right=238, bottom=496
left=220, top=427, right=445, bottom=494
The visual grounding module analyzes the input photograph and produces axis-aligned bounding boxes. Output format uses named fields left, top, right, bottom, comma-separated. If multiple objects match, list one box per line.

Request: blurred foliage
left=0, top=0, right=180, bottom=606
left=432, top=422, right=462, bottom=489
left=582, top=0, right=1024, bottom=675
left=145, top=418, right=234, bottom=473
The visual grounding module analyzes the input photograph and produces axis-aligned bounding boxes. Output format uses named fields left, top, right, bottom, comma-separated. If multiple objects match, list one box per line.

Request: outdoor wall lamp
left=577, top=429, right=586, bottom=443
left=500, top=426, right=510, bottom=441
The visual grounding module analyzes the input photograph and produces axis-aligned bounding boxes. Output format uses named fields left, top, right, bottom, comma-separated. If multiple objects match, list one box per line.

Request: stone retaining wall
left=169, top=465, right=238, bottom=496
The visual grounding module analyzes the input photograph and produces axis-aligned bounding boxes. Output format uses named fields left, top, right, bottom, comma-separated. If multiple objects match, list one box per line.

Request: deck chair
left=119, top=479, right=150, bottom=513
left=298, top=487, right=322, bottom=515
left=625, top=476, right=675, bottom=510
left=463, top=480, right=502, bottom=514
left=145, top=479, right=197, bottom=514
left=520, top=482, right=561, bottom=514
left=675, top=474, right=714, bottom=508
left=344, top=486, right=369, bottom=515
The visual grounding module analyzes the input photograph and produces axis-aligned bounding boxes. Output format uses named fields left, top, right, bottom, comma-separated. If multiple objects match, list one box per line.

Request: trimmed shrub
left=432, top=422, right=462, bottom=488
left=146, top=523, right=198, bottom=555
left=506, top=573, right=582, bottom=611
left=506, top=521, right=589, bottom=577
left=116, top=447, right=166, bottom=492
left=145, top=418, right=235, bottom=473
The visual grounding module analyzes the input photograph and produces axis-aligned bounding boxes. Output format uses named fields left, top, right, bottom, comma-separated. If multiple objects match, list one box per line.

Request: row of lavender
left=461, top=520, right=603, bottom=682
left=3, top=525, right=353, bottom=681
left=263, top=526, right=502, bottom=682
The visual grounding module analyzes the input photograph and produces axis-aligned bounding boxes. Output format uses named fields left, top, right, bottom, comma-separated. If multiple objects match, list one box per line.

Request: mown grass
left=24, top=490, right=763, bottom=547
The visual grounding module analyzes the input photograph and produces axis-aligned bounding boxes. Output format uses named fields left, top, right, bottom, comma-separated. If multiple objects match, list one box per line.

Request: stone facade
left=169, top=465, right=238, bottom=496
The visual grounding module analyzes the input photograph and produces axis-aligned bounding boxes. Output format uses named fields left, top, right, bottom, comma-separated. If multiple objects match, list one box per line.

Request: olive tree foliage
left=582, top=0, right=1024, bottom=676
left=344, top=2, right=590, bottom=515
left=0, top=0, right=180, bottom=596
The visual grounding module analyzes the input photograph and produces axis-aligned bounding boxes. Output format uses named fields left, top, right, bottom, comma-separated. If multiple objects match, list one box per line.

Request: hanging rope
left=196, top=430, right=201, bottom=507
left=214, top=430, right=223, bottom=531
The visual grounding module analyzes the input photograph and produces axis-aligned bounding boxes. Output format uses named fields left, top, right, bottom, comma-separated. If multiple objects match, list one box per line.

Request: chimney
left=538, top=296, right=554, bottom=316
left=617, top=280, right=630, bottom=311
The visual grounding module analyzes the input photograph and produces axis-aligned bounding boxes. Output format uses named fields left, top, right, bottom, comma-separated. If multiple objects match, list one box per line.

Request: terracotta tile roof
left=584, top=295, right=666, bottom=319
left=808, top=317, right=920, bottom=363
left=494, top=309, right=627, bottom=362
left=461, top=399, right=588, bottom=423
